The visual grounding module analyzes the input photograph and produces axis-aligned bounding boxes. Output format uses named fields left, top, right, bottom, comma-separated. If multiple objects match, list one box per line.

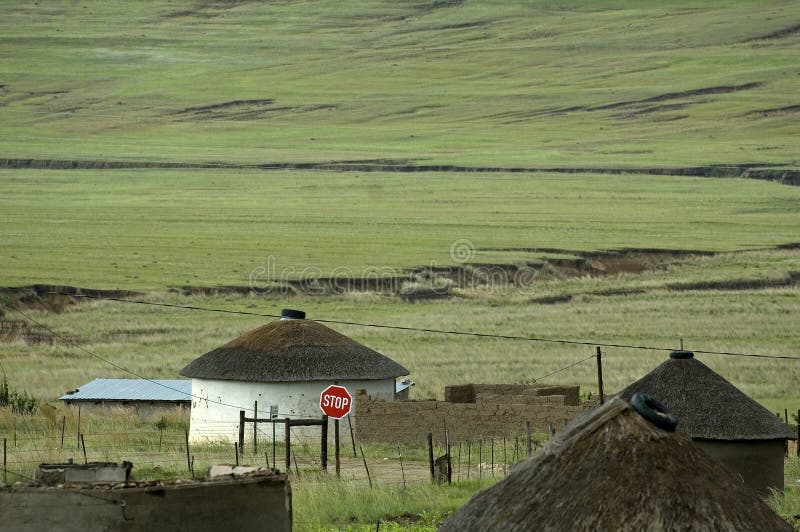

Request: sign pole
left=335, top=418, right=341, bottom=478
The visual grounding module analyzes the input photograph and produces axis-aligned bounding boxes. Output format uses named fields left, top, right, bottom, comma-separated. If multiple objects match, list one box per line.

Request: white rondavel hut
left=180, top=309, right=409, bottom=443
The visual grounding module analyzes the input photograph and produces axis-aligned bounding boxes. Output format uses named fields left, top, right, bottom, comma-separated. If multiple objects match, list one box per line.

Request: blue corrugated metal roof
left=395, top=380, right=414, bottom=394
left=59, top=379, right=191, bottom=402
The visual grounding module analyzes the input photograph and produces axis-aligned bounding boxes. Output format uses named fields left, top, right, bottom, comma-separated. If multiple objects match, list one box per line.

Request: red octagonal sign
left=319, top=384, right=353, bottom=419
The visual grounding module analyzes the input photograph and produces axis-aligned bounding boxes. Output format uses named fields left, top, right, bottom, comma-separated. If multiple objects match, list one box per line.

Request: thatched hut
left=619, top=350, right=795, bottom=494
left=440, top=395, right=792, bottom=532
left=180, top=309, right=409, bottom=443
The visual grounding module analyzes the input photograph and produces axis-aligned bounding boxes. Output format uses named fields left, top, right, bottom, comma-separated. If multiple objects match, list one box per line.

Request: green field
left=2, top=1, right=800, bottom=529
left=1, top=0, right=799, bottom=168
left=2, top=168, right=800, bottom=289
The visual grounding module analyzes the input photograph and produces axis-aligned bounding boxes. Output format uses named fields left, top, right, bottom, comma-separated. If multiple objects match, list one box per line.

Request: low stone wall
left=355, top=384, right=588, bottom=445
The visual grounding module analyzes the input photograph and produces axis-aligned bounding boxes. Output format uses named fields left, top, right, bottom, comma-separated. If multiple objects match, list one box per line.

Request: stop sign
left=319, top=384, right=353, bottom=419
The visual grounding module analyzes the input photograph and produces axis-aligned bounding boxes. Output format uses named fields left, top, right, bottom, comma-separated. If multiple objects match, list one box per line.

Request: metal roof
left=59, top=379, right=191, bottom=402
left=395, top=380, right=414, bottom=394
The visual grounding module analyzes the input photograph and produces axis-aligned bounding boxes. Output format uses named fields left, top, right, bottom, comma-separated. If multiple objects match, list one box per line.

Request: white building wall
left=188, top=378, right=395, bottom=444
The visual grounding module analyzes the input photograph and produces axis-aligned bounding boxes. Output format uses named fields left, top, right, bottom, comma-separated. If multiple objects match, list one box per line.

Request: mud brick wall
left=444, top=383, right=580, bottom=406
left=355, top=388, right=587, bottom=445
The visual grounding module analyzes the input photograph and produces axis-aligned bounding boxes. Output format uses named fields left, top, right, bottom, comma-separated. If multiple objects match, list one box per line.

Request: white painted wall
left=188, top=378, right=395, bottom=444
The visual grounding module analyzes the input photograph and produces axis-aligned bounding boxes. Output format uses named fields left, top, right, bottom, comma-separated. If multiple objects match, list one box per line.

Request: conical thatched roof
left=618, top=351, right=794, bottom=441
left=180, top=317, right=409, bottom=382
left=440, top=397, right=792, bottom=532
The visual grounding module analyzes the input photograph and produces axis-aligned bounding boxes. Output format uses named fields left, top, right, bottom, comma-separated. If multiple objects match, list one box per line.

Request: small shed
left=440, top=396, right=792, bottom=531
left=59, top=379, right=191, bottom=420
left=180, top=309, right=409, bottom=443
left=618, top=350, right=795, bottom=494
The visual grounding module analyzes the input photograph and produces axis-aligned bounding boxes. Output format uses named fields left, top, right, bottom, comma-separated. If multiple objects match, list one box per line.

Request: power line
left=57, top=293, right=800, bottom=361
left=533, top=354, right=597, bottom=382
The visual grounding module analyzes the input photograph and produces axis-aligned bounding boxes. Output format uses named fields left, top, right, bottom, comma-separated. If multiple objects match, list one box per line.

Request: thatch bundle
left=440, top=397, right=791, bottom=532
left=180, top=318, right=408, bottom=382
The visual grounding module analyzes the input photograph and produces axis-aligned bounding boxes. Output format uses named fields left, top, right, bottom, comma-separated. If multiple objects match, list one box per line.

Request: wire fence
left=0, top=418, right=558, bottom=488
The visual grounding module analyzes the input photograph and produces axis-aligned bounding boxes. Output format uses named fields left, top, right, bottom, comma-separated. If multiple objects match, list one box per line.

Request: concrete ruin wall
left=1, top=472, right=291, bottom=532
left=355, top=384, right=588, bottom=445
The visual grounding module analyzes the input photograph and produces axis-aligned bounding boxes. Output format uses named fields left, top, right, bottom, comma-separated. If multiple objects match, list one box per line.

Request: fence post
left=456, top=441, right=461, bottom=483
left=596, top=346, right=605, bottom=405
left=491, top=438, right=495, bottom=476
left=80, top=434, right=87, bottom=464
left=234, top=443, right=239, bottom=466
left=427, top=433, right=434, bottom=481
left=284, top=418, right=291, bottom=472
left=503, top=437, right=507, bottom=476
left=398, top=445, right=406, bottom=488
left=359, top=445, right=372, bottom=488
left=239, top=410, right=245, bottom=458
left=253, top=401, right=258, bottom=456
left=466, top=440, right=471, bottom=480
left=348, top=416, right=357, bottom=458
left=3, top=438, right=6, bottom=486
left=184, top=430, right=191, bottom=475
left=445, top=429, right=452, bottom=485
left=321, top=415, right=328, bottom=471
left=478, top=439, right=482, bottom=480
left=526, top=421, right=532, bottom=456
left=76, top=406, right=80, bottom=450
left=60, top=416, right=65, bottom=451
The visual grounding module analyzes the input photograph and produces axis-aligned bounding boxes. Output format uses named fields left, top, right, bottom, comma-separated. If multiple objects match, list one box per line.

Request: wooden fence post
left=3, top=438, right=6, bottom=486
left=466, top=440, right=471, bottom=480
left=596, top=346, right=605, bottom=405
left=456, top=442, right=461, bottom=482
left=184, top=430, right=191, bottom=475
left=80, top=434, right=87, bottom=464
left=478, top=439, right=482, bottom=480
left=348, top=416, right=357, bottom=458
left=253, top=401, right=258, bottom=456
left=503, top=437, right=507, bottom=476
left=321, top=415, right=328, bottom=471
left=76, top=406, right=80, bottom=450
left=445, top=429, right=452, bottom=485
left=359, top=445, right=372, bottom=488
left=490, top=437, right=494, bottom=476
left=398, top=445, right=406, bottom=488
left=284, top=418, right=291, bottom=472
left=239, top=410, right=245, bottom=458
left=526, top=421, right=532, bottom=456
left=60, top=416, right=65, bottom=451
left=427, top=433, right=434, bottom=481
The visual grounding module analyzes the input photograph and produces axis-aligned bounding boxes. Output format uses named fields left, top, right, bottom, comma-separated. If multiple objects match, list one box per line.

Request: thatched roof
left=440, top=397, right=792, bottom=532
left=180, top=317, right=408, bottom=382
left=618, top=351, right=795, bottom=441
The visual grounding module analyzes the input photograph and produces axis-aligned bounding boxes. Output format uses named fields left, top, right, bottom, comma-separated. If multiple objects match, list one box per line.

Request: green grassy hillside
left=1, top=0, right=799, bottom=168
left=2, top=168, right=800, bottom=289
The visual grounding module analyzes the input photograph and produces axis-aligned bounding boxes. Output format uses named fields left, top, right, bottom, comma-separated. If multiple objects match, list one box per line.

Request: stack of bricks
left=355, top=383, right=587, bottom=445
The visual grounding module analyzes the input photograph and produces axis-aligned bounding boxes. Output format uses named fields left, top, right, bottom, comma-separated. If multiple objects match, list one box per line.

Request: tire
left=630, top=392, right=678, bottom=432
left=281, top=308, right=306, bottom=320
